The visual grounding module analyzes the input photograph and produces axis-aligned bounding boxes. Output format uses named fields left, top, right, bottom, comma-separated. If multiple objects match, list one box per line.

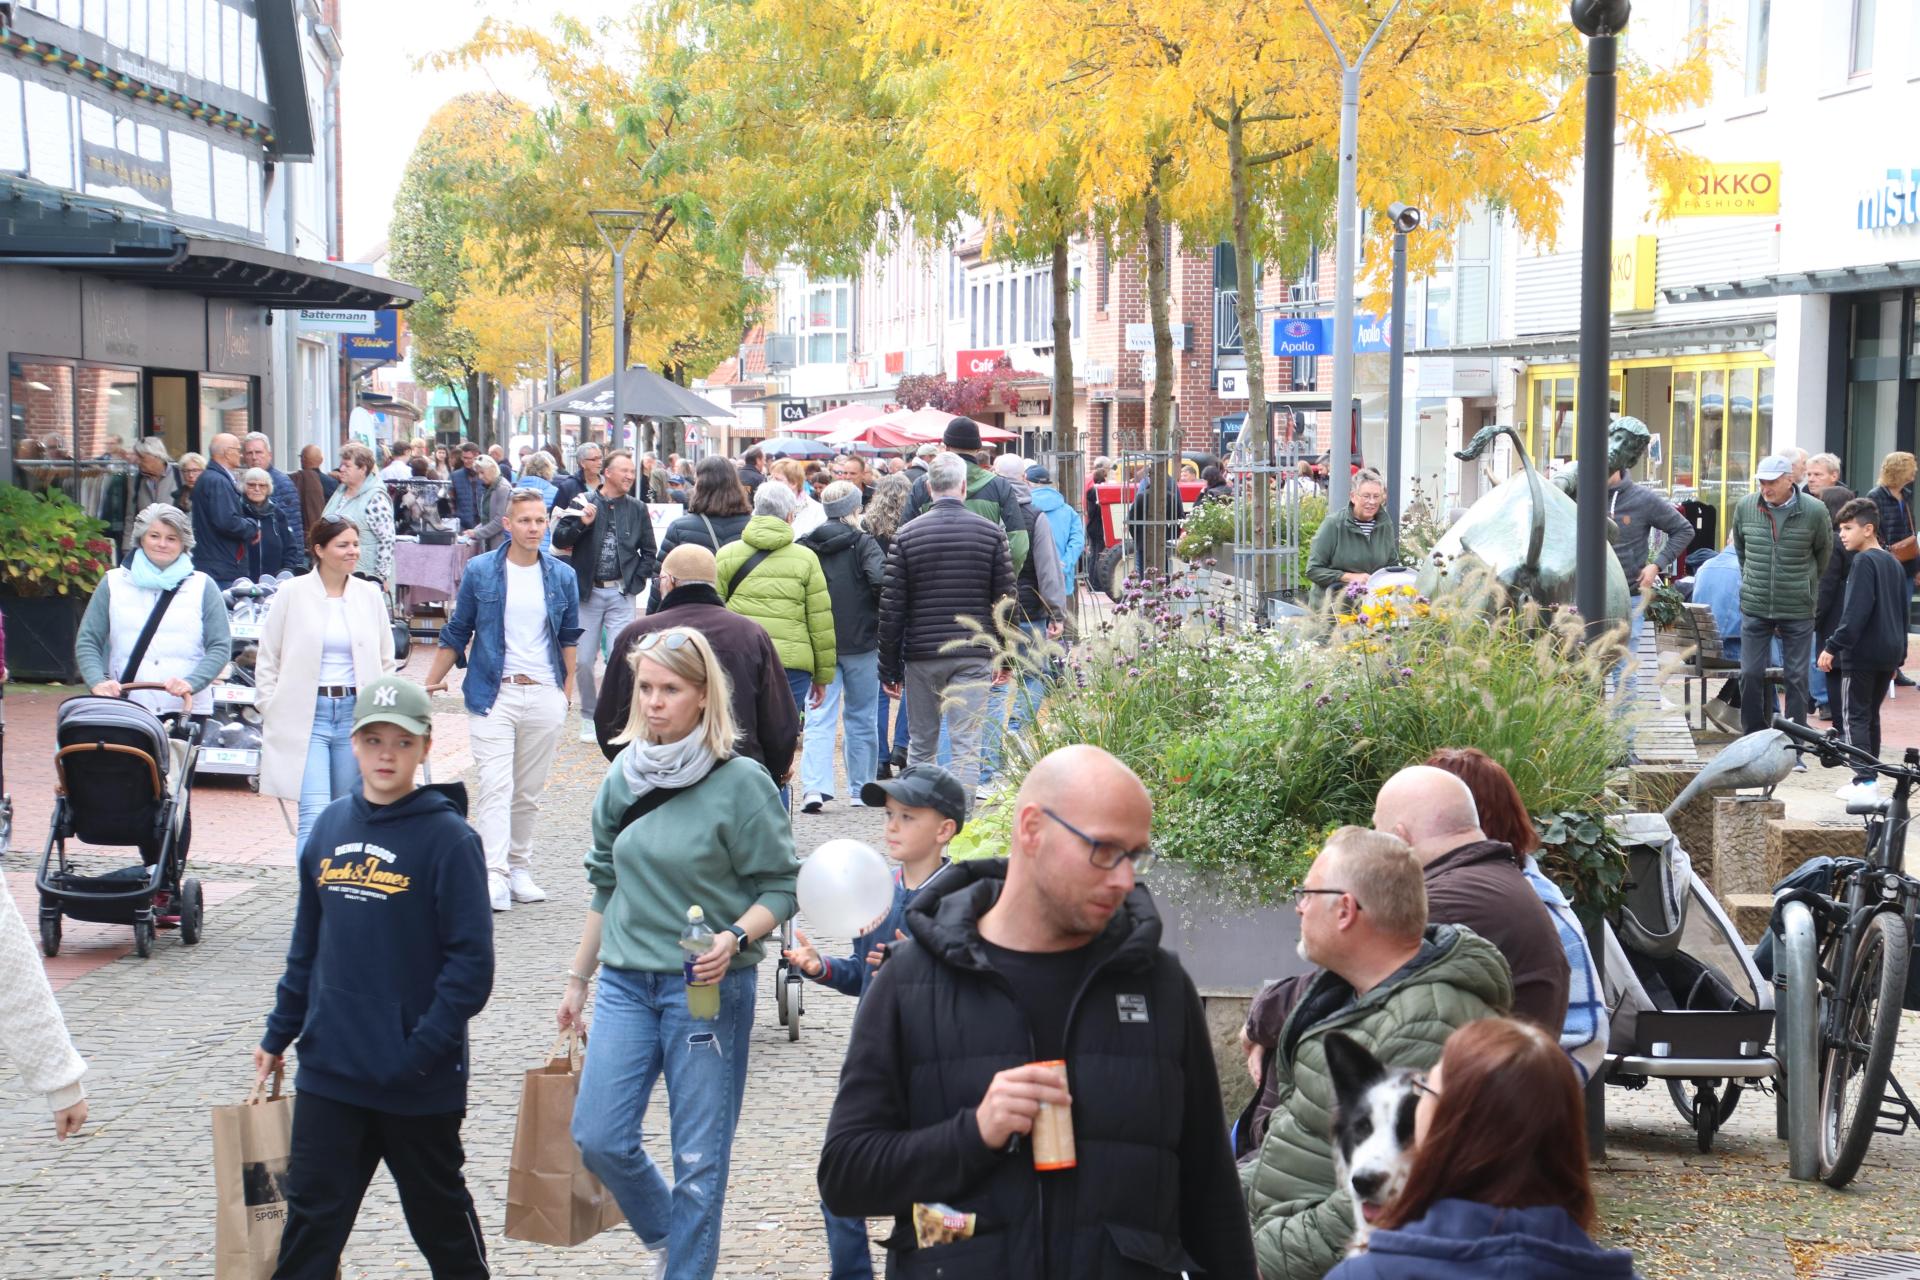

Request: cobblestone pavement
left=13, top=668, right=1920, bottom=1278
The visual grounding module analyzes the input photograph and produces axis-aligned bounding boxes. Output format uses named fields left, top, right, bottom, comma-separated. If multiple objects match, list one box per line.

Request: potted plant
left=0, top=486, right=115, bottom=682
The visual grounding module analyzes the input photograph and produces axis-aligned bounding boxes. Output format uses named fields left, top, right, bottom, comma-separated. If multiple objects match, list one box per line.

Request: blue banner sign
left=1270, top=314, right=1392, bottom=356
left=343, top=310, right=400, bottom=362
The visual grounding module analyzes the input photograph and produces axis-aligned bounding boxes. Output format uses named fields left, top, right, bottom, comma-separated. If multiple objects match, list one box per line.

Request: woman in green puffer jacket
left=715, top=482, right=837, bottom=711
left=1306, top=468, right=1401, bottom=606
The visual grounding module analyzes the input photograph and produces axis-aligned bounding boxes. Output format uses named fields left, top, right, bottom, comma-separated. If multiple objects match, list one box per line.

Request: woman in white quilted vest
left=76, top=502, right=232, bottom=720
left=255, top=515, right=398, bottom=855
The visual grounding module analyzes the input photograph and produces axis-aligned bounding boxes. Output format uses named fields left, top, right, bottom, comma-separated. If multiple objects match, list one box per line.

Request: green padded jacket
left=716, top=515, right=837, bottom=685
left=1240, top=924, right=1513, bottom=1280
left=1728, top=489, right=1833, bottom=621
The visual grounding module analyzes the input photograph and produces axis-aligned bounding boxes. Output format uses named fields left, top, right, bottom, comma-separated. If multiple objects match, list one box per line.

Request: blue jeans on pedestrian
left=878, top=685, right=909, bottom=762
left=1740, top=615, right=1816, bottom=737
left=800, top=652, right=880, bottom=799
left=572, top=966, right=756, bottom=1280
left=980, top=623, right=1050, bottom=788
left=783, top=667, right=814, bottom=808
left=297, top=693, right=360, bottom=856
left=821, top=1203, right=874, bottom=1279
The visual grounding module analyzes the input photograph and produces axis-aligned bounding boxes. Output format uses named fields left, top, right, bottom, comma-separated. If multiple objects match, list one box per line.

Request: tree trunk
left=1143, top=163, right=1175, bottom=579
left=1228, top=102, right=1273, bottom=590
left=1050, top=234, right=1082, bottom=504
left=462, top=371, right=481, bottom=436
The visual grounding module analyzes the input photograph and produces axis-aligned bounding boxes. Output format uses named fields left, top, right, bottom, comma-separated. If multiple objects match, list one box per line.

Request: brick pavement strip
left=11, top=679, right=1920, bottom=1276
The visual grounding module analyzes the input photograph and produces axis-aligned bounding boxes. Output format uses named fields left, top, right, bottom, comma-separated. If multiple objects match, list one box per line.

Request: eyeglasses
left=1288, top=886, right=1358, bottom=908
left=635, top=631, right=694, bottom=653
left=1039, top=806, right=1158, bottom=874
left=1411, top=1072, right=1441, bottom=1101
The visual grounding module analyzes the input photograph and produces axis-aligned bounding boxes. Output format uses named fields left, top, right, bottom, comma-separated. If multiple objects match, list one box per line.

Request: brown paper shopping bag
left=212, top=1067, right=296, bottom=1280
left=505, top=1030, right=627, bottom=1246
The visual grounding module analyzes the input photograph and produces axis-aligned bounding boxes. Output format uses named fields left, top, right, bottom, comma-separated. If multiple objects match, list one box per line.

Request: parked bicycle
left=1768, top=714, right=1920, bottom=1187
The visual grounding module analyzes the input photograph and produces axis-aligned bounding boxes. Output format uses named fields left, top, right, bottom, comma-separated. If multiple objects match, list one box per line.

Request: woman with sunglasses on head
left=1326, top=1016, right=1641, bottom=1279
left=559, top=626, right=800, bottom=1279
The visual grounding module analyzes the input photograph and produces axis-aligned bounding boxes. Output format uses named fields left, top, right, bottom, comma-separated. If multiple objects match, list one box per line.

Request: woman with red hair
left=1425, top=748, right=1607, bottom=1084
left=1326, top=1017, right=1641, bottom=1279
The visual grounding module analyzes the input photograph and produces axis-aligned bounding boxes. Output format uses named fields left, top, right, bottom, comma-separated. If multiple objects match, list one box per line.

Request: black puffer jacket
left=878, top=498, right=1014, bottom=684
left=800, top=518, right=886, bottom=655
left=646, top=511, right=752, bottom=616
left=816, top=858, right=1258, bottom=1280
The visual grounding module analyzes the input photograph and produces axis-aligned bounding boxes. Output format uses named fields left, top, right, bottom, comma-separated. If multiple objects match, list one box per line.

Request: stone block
left=1726, top=894, right=1775, bottom=946
left=1203, top=994, right=1256, bottom=1121
left=1711, top=796, right=1785, bottom=899
left=1764, top=818, right=1865, bottom=886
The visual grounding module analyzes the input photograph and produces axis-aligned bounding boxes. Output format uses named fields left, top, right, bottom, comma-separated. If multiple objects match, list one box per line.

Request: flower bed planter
left=2, top=594, right=87, bottom=683
left=1151, top=862, right=1310, bottom=995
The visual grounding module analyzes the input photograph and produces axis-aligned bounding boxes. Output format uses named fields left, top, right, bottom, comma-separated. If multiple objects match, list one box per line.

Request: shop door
left=147, top=372, right=194, bottom=458
left=1623, top=366, right=1672, bottom=490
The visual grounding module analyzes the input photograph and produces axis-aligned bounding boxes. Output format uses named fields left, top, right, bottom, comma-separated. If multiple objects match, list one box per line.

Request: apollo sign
left=955, top=349, right=1006, bottom=376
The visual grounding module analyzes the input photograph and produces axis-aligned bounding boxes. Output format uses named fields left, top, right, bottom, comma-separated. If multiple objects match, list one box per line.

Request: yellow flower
left=1336, top=613, right=1359, bottom=627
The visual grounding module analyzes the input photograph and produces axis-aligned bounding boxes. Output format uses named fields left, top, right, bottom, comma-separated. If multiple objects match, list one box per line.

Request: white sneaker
left=1836, top=780, right=1882, bottom=804
left=579, top=720, right=597, bottom=744
left=489, top=874, right=512, bottom=913
left=510, top=868, right=548, bottom=903
left=644, top=1240, right=668, bottom=1279
left=801, top=792, right=826, bottom=814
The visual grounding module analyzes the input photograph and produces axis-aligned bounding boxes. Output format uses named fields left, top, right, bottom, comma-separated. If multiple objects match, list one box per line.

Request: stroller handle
left=116, top=682, right=194, bottom=712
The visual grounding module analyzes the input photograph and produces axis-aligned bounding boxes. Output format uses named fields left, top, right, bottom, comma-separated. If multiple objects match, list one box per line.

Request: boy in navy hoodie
left=784, top=763, right=964, bottom=1279
left=253, top=675, right=495, bottom=1280
left=1819, top=497, right=1911, bottom=805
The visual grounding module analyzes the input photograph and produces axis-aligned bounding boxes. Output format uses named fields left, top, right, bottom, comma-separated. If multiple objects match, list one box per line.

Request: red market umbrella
left=782, top=403, right=883, bottom=435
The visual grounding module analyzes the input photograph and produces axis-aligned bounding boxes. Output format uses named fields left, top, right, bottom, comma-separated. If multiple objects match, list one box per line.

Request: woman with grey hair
left=126, top=437, right=180, bottom=549
left=173, top=452, right=206, bottom=512
left=320, top=442, right=396, bottom=582
left=76, top=503, right=232, bottom=720
left=464, top=455, right=514, bottom=552
left=1305, top=465, right=1401, bottom=606
left=241, top=467, right=303, bottom=578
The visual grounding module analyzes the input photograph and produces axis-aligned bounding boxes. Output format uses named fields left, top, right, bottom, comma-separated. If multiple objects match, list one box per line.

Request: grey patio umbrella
left=530, top=364, right=733, bottom=420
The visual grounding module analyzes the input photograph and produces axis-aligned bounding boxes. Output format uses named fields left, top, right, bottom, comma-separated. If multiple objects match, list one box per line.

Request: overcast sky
left=337, top=0, right=632, bottom=261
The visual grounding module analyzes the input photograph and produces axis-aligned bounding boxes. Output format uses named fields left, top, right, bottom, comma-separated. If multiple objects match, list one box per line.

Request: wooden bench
left=1656, top=602, right=1783, bottom=728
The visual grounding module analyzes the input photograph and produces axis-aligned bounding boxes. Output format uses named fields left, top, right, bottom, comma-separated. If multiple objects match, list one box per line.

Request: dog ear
left=1324, top=1032, right=1386, bottom=1111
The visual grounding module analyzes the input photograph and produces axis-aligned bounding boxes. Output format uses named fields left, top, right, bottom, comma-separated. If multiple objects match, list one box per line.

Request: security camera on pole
left=1305, top=0, right=1407, bottom=512
left=1385, top=202, right=1422, bottom=531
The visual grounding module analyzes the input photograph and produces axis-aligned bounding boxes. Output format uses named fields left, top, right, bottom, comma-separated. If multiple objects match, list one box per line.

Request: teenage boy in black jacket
left=817, top=745, right=1256, bottom=1280
left=1820, top=497, right=1910, bottom=803
left=253, top=675, right=494, bottom=1280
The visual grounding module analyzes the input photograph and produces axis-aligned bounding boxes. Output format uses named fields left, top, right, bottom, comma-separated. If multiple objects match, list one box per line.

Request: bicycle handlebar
left=1772, top=714, right=1920, bottom=783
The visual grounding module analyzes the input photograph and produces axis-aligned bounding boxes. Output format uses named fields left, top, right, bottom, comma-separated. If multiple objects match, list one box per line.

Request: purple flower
left=1399, top=667, right=1414, bottom=679
left=1314, top=693, right=1332, bottom=708
left=1128, top=667, right=1141, bottom=677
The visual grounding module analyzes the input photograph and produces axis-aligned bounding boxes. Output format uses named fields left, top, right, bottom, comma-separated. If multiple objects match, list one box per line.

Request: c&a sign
left=1670, top=162, right=1780, bottom=216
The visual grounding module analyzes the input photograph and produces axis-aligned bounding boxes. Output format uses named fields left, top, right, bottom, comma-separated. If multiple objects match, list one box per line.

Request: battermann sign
left=1858, top=169, right=1920, bottom=233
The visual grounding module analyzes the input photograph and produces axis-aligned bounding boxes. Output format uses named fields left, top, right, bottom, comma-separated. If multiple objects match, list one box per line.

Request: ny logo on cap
left=372, top=686, right=399, bottom=707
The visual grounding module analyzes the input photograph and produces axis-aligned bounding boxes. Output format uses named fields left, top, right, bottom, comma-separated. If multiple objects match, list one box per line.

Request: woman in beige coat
left=255, top=516, right=398, bottom=853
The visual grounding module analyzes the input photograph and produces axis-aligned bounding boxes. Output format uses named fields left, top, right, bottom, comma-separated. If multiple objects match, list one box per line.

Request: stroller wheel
left=133, top=915, right=154, bottom=959
left=179, top=877, right=205, bottom=946
left=39, top=913, right=60, bottom=958
left=775, top=961, right=791, bottom=1026
left=787, top=974, right=803, bottom=1042
left=1667, top=1078, right=1742, bottom=1134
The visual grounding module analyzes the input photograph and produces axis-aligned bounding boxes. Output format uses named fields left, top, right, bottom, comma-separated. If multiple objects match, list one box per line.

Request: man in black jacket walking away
left=878, top=452, right=1015, bottom=792
left=1820, top=497, right=1910, bottom=804
left=798, top=481, right=887, bottom=811
left=817, top=744, right=1257, bottom=1279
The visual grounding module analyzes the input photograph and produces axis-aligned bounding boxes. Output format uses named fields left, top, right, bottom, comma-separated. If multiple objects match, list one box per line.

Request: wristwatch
left=723, top=923, right=749, bottom=951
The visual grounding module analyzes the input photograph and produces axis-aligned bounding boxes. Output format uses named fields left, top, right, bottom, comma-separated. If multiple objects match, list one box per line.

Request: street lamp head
left=1387, top=203, right=1423, bottom=234
left=1569, top=0, right=1630, bottom=37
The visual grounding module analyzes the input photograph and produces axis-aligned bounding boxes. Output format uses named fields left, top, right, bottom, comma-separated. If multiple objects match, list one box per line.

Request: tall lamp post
left=1384, top=202, right=1422, bottom=531
left=1571, top=0, right=1631, bottom=1159
left=589, top=210, right=646, bottom=453
left=1305, top=0, right=1406, bottom=512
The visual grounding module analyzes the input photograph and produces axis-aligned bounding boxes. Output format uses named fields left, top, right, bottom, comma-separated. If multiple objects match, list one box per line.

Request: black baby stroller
left=37, top=685, right=205, bottom=959
left=1601, top=813, right=1777, bottom=1151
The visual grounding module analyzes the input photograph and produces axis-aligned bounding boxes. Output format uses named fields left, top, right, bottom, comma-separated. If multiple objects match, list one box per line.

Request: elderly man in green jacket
left=1731, top=453, right=1834, bottom=737
left=716, top=481, right=837, bottom=738
left=1241, top=826, right=1512, bottom=1280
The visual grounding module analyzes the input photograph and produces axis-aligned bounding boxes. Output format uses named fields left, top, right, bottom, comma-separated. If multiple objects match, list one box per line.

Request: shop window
left=1754, top=366, right=1775, bottom=471
left=9, top=356, right=142, bottom=544
left=200, top=373, right=254, bottom=440
left=1726, top=368, right=1755, bottom=503
left=1551, top=376, right=1575, bottom=460
left=1671, top=371, right=1697, bottom=490
left=1698, top=368, right=1728, bottom=499
left=10, top=358, right=78, bottom=500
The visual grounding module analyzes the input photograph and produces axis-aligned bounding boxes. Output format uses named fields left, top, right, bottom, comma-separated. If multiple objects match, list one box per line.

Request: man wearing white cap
left=1730, top=453, right=1834, bottom=739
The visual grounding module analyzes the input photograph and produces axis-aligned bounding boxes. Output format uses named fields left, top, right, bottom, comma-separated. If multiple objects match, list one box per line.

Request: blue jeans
left=979, top=623, right=1050, bottom=787
left=573, top=966, right=756, bottom=1280
left=878, top=685, right=909, bottom=762
left=297, top=694, right=360, bottom=856
left=821, top=1202, right=874, bottom=1280
left=1740, top=615, right=1816, bottom=736
left=800, top=652, right=880, bottom=799
left=783, top=668, right=814, bottom=808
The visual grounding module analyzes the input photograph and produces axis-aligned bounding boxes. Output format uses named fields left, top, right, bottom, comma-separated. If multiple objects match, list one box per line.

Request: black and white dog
left=1324, top=1032, right=1423, bottom=1251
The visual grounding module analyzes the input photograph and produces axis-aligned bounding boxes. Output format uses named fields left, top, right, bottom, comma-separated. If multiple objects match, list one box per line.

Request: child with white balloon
left=785, top=763, right=968, bottom=1280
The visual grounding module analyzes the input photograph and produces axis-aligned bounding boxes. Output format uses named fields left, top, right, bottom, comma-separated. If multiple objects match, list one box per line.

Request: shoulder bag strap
left=615, top=782, right=693, bottom=837
left=725, top=548, right=775, bottom=596
left=700, top=514, right=717, bottom=549
left=120, top=582, right=185, bottom=684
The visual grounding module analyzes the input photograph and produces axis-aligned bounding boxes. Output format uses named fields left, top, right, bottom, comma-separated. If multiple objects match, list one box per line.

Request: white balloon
left=797, top=840, right=896, bottom=938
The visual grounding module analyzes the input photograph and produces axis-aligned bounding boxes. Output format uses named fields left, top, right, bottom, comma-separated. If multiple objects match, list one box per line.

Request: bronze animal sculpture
left=1416, top=423, right=1629, bottom=621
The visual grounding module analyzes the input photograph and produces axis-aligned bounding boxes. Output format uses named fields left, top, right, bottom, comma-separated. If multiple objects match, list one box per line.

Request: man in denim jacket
left=425, top=491, right=582, bottom=913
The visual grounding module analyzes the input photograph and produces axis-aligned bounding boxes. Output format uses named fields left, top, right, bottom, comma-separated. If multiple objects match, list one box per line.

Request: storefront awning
left=0, top=175, right=420, bottom=309
left=1415, top=316, right=1775, bottom=362
left=1665, top=261, right=1920, bottom=305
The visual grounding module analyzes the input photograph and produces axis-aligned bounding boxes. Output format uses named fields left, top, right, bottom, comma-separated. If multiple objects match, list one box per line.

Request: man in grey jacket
left=1608, top=467, right=1693, bottom=691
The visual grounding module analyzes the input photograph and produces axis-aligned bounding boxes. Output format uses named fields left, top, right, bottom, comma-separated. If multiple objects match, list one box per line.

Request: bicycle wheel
left=1818, top=911, right=1909, bottom=1187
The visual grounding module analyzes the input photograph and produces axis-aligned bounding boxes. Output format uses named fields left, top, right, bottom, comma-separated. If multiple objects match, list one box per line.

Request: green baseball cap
left=352, top=676, right=434, bottom=735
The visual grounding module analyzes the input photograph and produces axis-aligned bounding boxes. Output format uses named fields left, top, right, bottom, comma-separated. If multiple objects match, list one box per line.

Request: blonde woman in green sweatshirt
left=558, top=627, right=799, bottom=1278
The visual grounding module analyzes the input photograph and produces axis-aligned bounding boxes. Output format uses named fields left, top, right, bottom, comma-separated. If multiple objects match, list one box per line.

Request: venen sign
left=1859, top=169, right=1920, bottom=233
left=1671, top=162, right=1779, bottom=216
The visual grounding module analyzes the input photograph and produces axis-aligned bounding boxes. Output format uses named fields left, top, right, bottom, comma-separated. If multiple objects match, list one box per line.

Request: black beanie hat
left=943, top=417, right=983, bottom=452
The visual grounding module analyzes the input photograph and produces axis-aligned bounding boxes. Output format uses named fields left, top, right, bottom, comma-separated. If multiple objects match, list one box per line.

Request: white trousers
left=468, top=682, right=569, bottom=879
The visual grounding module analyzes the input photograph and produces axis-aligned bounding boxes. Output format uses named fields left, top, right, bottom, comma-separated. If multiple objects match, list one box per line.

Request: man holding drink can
left=817, top=744, right=1257, bottom=1277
